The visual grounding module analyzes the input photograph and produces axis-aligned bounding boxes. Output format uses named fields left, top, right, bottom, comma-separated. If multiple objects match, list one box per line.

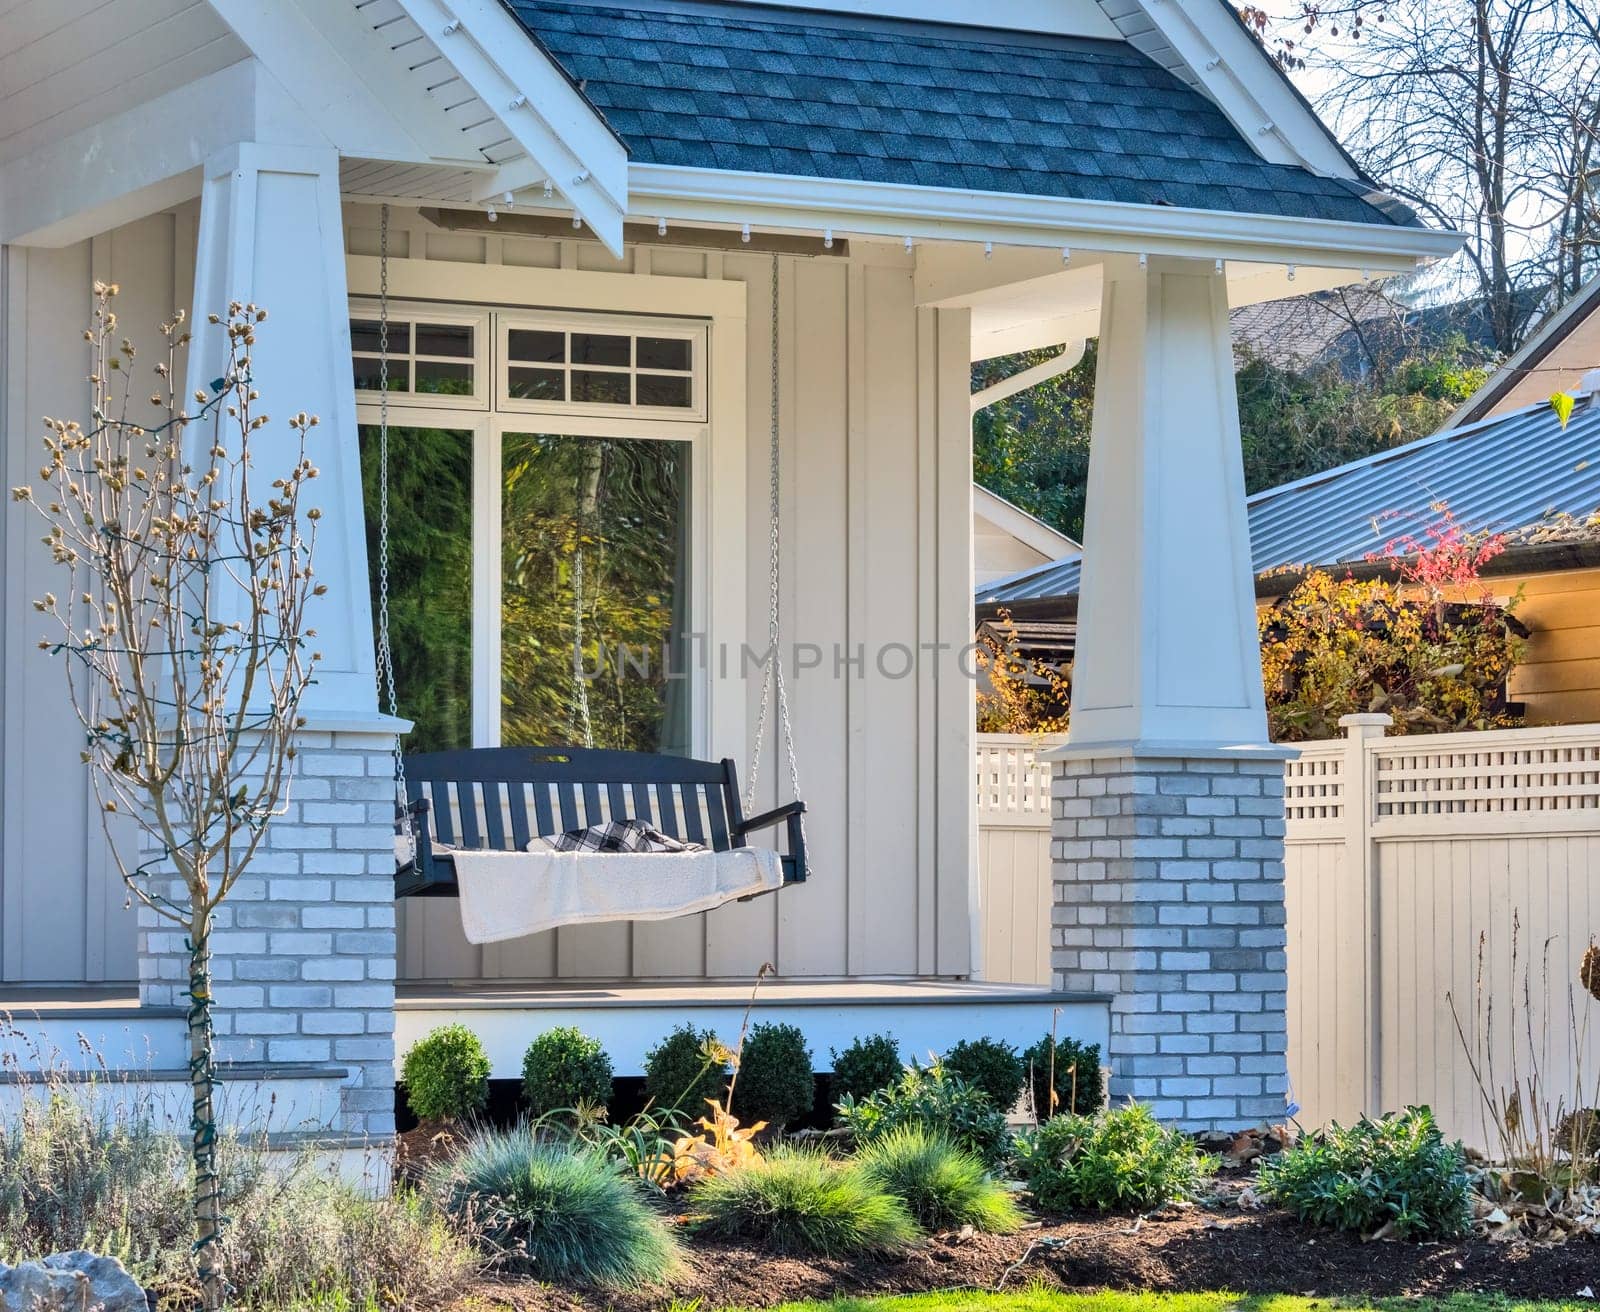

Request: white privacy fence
left=975, top=735, right=1055, bottom=988
left=977, top=721, right=1600, bottom=1148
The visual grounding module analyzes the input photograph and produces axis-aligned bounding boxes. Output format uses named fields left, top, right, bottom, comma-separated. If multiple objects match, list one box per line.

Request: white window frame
left=349, top=300, right=491, bottom=412
left=345, top=254, right=749, bottom=770
left=354, top=322, right=710, bottom=755
left=495, top=310, right=707, bottom=423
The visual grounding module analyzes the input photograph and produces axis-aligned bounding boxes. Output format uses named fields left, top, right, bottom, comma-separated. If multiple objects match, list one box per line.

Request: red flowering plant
left=1259, top=505, right=1528, bottom=741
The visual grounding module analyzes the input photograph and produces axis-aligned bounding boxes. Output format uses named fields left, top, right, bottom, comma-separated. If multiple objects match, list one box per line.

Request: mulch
left=460, top=1178, right=1600, bottom=1311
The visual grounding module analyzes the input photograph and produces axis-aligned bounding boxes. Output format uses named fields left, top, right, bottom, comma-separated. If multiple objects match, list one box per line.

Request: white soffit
left=204, top=0, right=629, bottom=255
left=705, top=0, right=1120, bottom=37
left=1096, top=0, right=1357, bottom=178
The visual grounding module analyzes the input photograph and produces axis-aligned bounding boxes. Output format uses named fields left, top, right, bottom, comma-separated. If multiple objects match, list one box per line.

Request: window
left=350, top=305, right=488, bottom=409
left=355, top=302, right=706, bottom=757
left=499, top=314, right=705, bottom=419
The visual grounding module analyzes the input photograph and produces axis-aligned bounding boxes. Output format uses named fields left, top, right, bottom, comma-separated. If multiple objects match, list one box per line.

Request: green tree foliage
left=972, top=336, right=1491, bottom=542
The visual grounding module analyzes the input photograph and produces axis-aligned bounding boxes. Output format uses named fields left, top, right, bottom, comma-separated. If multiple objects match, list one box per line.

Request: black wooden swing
left=376, top=207, right=809, bottom=901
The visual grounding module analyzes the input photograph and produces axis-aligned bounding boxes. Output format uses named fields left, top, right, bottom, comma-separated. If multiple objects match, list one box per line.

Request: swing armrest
left=736, top=801, right=807, bottom=883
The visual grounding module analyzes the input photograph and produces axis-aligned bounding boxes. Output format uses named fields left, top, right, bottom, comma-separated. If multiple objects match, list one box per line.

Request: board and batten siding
left=356, top=207, right=977, bottom=984
left=0, top=202, right=978, bottom=987
left=0, top=209, right=202, bottom=982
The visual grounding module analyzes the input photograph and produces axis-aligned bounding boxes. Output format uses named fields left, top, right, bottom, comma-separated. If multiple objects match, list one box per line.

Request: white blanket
left=451, top=845, right=784, bottom=944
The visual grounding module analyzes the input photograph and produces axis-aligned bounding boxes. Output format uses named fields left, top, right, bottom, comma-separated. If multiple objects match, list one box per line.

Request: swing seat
left=393, top=746, right=807, bottom=899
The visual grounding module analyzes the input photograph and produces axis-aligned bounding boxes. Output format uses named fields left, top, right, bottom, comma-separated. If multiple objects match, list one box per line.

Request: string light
left=1138, top=252, right=1148, bottom=270
left=822, top=226, right=832, bottom=249
left=485, top=203, right=498, bottom=223
left=572, top=215, right=583, bottom=229
left=1215, top=257, right=1223, bottom=274
left=543, top=179, right=553, bottom=199
left=658, top=216, right=667, bottom=236
left=1061, top=247, right=1071, bottom=265
left=904, top=236, right=914, bottom=253
left=1286, top=263, right=1297, bottom=282
left=743, top=223, right=752, bottom=243
left=984, top=241, right=993, bottom=260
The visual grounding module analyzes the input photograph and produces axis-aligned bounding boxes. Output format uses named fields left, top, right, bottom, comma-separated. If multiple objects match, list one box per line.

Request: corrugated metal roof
left=977, top=396, right=1600, bottom=605
left=507, top=0, right=1423, bottom=228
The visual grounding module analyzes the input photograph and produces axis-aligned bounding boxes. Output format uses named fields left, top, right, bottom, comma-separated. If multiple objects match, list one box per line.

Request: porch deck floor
left=396, top=977, right=1097, bottom=1009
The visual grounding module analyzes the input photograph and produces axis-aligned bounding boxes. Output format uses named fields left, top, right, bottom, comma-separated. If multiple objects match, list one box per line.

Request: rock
left=0, top=1251, right=147, bottom=1312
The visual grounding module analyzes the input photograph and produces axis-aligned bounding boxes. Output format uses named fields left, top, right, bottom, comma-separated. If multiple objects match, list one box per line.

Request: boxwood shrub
left=400, top=1024, right=490, bottom=1124
left=942, top=1037, right=1026, bottom=1113
left=732, top=1022, right=814, bottom=1130
left=643, top=1023, right=728, bottom=1113
left=522, top=1026, right=614, bottom=1117
left=830, top=1033, right=902, bottom=1104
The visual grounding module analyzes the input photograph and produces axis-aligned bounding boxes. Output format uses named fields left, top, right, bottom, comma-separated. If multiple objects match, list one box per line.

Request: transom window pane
left=352, top=318, right=477, bottom=398
left=499, top=321, right=699, bottom=412
left=360, top=425, right=473, bottom=753
left=500, top=433, right=691, bottom=755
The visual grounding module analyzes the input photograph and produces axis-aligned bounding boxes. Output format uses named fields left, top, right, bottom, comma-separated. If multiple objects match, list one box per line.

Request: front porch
left=0, top=0, right=1458, bottom=1140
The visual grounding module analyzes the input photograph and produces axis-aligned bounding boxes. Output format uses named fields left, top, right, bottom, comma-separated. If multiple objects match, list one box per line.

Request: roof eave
left=626, top=163, right=1463, bottom=268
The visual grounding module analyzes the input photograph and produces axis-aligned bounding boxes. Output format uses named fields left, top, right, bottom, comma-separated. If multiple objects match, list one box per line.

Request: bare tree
left=1248, top=0, right=1600, bottom=352
left=12, top=286, right=322, bottom=1309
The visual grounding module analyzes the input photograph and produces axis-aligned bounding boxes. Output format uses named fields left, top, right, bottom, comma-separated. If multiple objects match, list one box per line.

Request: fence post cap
left=1337, top=713, right=1393, bottom=734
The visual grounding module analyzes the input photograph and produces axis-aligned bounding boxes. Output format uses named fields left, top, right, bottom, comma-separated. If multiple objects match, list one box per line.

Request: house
left=973, top=486, right=1079, bottom=589
left=0, top=0, right=1456, bottom=1144
left=978, top=386, right=1600, bottom=723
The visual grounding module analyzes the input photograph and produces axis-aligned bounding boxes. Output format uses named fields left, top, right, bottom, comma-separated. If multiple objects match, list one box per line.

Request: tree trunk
left=188, top=907, right=226, bottom=1309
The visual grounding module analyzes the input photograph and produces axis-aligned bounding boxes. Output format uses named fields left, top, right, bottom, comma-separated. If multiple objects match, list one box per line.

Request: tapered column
left=1049, top=257, right=1290, bottom=1131
left=184, top=142, right=378, bottom=720
left=1070, top=256, right=1265, bottom=752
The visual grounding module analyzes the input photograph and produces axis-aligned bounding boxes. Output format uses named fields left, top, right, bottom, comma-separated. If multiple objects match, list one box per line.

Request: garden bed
left=460, top=1179, right=1600, bottom=1312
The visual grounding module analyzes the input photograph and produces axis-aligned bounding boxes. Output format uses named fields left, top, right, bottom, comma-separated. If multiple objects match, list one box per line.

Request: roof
left=977, top=395, right=1600, bottom=607
left=507, top=0, right=1424, bottom=228
left=1448, top=274, right=1600, bottom=427
left=973, top=485, right=1081, bottom=557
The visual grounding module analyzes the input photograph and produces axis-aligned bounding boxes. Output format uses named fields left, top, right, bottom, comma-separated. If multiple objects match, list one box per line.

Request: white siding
left=347, top=208, right=977, bottom=983
left=0, top=209, right=197, bottom=982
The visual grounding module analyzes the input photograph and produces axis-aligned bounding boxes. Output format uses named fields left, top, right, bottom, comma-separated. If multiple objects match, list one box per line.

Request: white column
left=184, top=142, right=378, bottom=720
left=1069, top=255, right=1266, bottom=752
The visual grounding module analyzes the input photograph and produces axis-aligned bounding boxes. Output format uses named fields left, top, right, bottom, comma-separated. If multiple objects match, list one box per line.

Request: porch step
left=0, top=1061, right=352, bottom=1136
left=0, top=999, right=190, bottom=1071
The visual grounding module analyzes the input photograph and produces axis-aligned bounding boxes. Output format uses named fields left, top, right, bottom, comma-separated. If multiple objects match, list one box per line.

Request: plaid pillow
left=527, top=818, right=707, bottom=854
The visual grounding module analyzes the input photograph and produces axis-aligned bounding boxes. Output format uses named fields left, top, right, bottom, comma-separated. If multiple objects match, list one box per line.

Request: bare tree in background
left=1245, top=0, right=1600, bottom=353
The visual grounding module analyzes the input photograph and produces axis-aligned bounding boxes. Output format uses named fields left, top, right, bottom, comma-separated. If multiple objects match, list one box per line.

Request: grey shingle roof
left=506, top=0, right=1421, bottom=228
left=977, top=397, right=1600, bottom=606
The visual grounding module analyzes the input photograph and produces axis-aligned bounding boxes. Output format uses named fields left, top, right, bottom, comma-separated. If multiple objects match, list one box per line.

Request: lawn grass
left=721, top=1292, right=1590, bottom=1312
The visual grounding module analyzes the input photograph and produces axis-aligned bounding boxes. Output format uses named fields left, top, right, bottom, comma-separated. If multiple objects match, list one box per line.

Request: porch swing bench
left=393, top=747, right=808, bottom=898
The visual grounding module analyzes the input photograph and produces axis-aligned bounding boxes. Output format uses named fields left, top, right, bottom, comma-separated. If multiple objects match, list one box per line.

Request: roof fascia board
left=626, top=164, right=1463, bottom=267
left=394, top=0, right=628, bottom=253
left=206, top=0, right=481, bottom=165
left=1446, top=274, right=1600, bottom=427
left=1103, top=0, right=1357, bottom=179
left=973, top=485, right=1083, bottom=556
left=0, top=62, right=257, bottom=247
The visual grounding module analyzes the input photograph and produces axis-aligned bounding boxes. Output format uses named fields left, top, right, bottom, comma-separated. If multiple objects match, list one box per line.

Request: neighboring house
left=978, top=388, right=1600, bottom=723
left=0, top=0, right=1455, bottom=1142
left=1449, top=271, right=1600, bottom=426
left=973, top=486, right=1079, bottom=589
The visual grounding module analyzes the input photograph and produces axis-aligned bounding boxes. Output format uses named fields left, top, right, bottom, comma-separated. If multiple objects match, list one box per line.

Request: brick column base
left=1050, top=748, right=1290, bottom=1130
left=138, top=726, right=400, bottom=1139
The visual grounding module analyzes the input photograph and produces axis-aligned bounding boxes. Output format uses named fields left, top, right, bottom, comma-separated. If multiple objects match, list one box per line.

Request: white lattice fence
left=975, top=735, right=1056, bottom=984
left=1283, top=717, right=1600, bottom=1147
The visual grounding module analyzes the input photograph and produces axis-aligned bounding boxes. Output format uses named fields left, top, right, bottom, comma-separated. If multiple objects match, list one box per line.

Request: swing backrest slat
left=404, top=747, right=750, bottom=857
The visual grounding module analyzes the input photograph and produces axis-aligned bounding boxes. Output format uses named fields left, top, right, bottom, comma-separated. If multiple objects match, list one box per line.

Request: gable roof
left=977, top=395, right=1600, bottom=608
left=507, top=0, right=1424, bottom=228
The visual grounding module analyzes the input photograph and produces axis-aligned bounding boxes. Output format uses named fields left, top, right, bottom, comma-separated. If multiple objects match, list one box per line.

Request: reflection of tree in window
left=500, top=434, right=689, bottom=754
left=359, top=426, right=473, bottom=753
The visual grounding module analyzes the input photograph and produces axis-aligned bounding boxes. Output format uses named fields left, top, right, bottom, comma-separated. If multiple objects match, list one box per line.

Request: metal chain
left=746, top=255, right=805, bottom=827
left=374, top=204, right=410, bottom=835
